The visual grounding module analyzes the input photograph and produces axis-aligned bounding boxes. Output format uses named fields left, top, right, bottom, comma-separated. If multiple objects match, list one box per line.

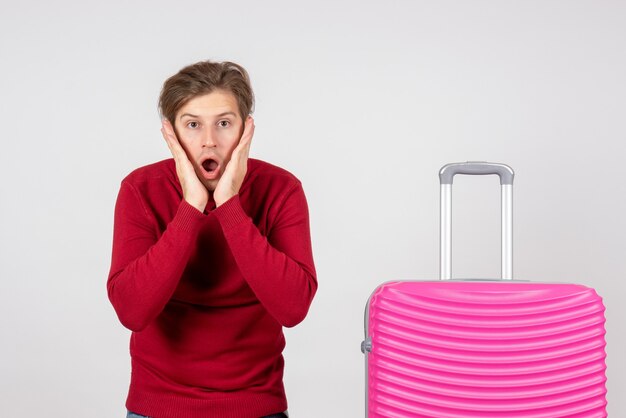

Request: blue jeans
left=127, top=411, right=288, bottom=418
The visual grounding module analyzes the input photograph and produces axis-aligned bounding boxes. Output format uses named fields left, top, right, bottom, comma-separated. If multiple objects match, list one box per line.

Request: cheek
left=218, top=131, right=240, bottom=153
left=177, top=133, right=200, bottom=154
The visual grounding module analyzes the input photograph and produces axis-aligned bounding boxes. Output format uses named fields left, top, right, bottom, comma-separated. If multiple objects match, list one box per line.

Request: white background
left=1, top=0, right=624, bottom=416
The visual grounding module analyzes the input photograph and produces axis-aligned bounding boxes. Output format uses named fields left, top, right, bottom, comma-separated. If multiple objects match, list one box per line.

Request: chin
left=202, top=179, right=218, bottom=192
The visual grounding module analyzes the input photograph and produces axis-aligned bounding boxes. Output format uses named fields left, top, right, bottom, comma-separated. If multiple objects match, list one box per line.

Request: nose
left=201, top=129, right=217, bottom=148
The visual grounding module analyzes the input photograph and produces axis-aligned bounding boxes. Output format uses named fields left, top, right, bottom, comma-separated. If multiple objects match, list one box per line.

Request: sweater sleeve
left=212, top=183, right=317, bottom=328
left=106, top=181, right=206, bottom=332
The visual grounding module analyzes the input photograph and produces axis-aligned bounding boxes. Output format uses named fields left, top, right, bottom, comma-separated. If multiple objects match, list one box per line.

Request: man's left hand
left=214, top=116, right=255, bottom=207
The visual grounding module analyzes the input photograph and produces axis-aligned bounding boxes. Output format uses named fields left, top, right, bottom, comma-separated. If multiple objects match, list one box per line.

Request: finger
left=161, top=128, right=180, bottom=160
left=229, top=118, right=253, bottom=161
left=233, top=134, right=252, bottom=163
left=161, top=127, right=176, bottom=155
left=161, top=120, right=186, bottom=159
left=162, top=136, right=192, bottom=180
left=239, top=116, right=255, bottom=147
left=235, top=132, right=253, bottom=167
left=162, top=118, right=175, bottom=133
left=162, top=119, right=179, bottom=143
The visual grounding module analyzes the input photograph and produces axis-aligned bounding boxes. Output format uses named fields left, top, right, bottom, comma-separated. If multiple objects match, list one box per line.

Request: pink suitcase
left=362, top=162, right=607, bottom=418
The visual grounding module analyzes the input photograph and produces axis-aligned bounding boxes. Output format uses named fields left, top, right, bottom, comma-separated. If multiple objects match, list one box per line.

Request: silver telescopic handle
left=439, top=162, right=514, bottom=280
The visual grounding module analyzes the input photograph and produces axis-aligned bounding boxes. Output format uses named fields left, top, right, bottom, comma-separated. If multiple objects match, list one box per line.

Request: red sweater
left=107, top=158, right=317, bottom=418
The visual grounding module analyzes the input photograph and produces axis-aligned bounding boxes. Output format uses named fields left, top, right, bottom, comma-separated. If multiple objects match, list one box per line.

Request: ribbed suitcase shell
left=365, top=280, right=607, bottom=418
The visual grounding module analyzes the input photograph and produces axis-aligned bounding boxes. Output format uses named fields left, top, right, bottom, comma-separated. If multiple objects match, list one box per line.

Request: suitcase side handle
left=439, top=162, right=514, bottom=280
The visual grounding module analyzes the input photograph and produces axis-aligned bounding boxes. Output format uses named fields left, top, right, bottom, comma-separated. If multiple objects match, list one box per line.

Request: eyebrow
left=178, top=111, right=237, bottom=120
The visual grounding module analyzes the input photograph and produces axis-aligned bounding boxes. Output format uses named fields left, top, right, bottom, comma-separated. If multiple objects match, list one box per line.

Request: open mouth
left=202, top=158, right=219, bottom=173
left=199, top=157, right=220, bottom=180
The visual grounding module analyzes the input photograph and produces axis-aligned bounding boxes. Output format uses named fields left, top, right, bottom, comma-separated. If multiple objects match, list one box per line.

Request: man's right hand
left=161, top=119, right=208, bottom=212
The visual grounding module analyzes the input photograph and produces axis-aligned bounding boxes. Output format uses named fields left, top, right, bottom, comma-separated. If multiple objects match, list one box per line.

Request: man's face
left=174, top=90, right=244, bottom=191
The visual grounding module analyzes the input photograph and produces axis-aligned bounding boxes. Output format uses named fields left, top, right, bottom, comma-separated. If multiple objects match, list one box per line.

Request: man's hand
left=214, top=116, right=255, bottom=207
left=161, top=119, right=208, bottom=212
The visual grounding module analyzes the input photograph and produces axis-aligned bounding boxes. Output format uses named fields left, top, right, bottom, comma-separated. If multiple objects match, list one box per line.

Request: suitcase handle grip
left=439, top=162, right=514, bottom=185
left=439, top=162, right=514, bottom=280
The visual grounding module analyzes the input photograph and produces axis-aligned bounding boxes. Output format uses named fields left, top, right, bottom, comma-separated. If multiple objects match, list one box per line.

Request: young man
left=107, top=61, right=317, bottom=418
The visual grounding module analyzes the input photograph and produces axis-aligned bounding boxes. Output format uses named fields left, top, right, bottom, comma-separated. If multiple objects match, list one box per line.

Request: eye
left=218, top=120, right=230, bottom=128
left=187, top=121, right=199, bottom=129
